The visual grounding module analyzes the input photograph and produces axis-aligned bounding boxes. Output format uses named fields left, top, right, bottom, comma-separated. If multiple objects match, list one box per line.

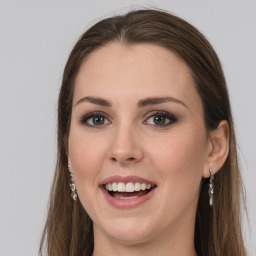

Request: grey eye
left=144, top=111, right=177, bottom=127
left=153, top=115, right=168, bottom=125
left=90, top=116, right=106, bottom=125
left=80, top=112, right=111, bottom=127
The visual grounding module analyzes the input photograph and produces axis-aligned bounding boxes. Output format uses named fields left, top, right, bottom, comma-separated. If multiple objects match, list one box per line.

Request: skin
left=68, top=43, right=229, bottom=256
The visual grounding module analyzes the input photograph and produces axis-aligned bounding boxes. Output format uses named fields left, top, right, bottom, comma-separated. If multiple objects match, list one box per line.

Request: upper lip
left=100, top=175, right=156, bottom=186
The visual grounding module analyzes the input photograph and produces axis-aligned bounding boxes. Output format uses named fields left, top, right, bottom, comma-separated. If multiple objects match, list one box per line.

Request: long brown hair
left=40, top=9, right=247, bottom=256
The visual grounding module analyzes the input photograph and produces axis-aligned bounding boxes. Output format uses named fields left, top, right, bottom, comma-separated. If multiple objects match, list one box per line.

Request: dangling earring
left=208, top=168, right=214, bottom=206
left=68, top=164, right=78, bottom=201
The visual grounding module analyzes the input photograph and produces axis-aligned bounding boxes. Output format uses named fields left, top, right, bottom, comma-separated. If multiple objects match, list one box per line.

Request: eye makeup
left=79, top=111, right=111, bottom=128
left=79, top=109, right=177, bottom=129
left=143, top=110, right=177, bottom=128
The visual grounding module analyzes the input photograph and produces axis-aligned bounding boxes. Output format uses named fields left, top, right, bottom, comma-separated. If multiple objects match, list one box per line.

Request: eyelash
left=79, top=111, right=111, bottom=128
left=143, top=110, right=177, bottom=127
left=79, top=110, right=177, bottom=128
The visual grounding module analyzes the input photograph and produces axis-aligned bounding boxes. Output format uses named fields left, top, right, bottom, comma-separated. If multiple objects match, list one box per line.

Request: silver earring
left=208, top=168, right=214, bottom=206
left=68, top=164, right=78, bottom=201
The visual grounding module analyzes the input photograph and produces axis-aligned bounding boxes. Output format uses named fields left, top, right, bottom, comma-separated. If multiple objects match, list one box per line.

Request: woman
left=40, top=9, right=247, bottom=256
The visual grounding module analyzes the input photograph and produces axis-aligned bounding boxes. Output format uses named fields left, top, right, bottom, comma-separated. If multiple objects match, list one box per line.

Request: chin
left=106, top=229, right=153, bottom=245
left=95, top=215, right=157, bottom=245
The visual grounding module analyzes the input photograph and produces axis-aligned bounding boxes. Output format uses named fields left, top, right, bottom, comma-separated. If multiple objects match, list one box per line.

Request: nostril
left=111, top=157, right=118, bottom=162
left=127, top=157, right=135, bottom=161
left=110, top=156, right=136, bottom=163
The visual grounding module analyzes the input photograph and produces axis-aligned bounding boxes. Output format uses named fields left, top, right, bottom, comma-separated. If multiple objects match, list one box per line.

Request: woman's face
left=68, top=43, right=211, bottom=245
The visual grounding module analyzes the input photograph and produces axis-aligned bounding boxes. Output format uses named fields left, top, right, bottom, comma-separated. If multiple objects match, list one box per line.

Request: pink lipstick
left=100, top=175, right=157, bottom=209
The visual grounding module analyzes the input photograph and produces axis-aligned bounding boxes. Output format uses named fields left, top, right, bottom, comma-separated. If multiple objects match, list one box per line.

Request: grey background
left=0, top=0, right=255, bottom=255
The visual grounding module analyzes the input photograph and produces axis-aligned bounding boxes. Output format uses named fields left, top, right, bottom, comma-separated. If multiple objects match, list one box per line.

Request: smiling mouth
left=104, top=182, right=157, bottom=200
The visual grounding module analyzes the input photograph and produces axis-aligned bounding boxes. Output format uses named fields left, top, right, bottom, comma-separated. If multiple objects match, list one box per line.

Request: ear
left=202, top=120, right=230, bottom=178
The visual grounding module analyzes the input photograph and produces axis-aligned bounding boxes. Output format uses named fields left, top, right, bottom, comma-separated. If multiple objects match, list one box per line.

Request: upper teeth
left=105, top=182, right=153, bottom=192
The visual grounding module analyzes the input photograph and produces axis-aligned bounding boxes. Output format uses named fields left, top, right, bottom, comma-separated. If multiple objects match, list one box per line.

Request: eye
left=80, top=112, right=111, bottom=127
left=143, top=111, right=177, bottom=127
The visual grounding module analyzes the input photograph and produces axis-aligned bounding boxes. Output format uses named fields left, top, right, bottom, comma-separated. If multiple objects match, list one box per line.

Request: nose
left=108, top=125, right=144, bottom=165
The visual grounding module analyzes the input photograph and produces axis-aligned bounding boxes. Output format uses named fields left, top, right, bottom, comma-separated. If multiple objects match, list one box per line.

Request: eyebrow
left=75, top=96, right=187, bottom=108
left=75, top=96, right=112, bottom=107
left=138, top=97, right=188, bottom=108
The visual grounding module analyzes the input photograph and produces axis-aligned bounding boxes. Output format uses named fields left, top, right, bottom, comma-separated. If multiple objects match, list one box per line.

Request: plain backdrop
left=0, top=0, right=255, bottom=255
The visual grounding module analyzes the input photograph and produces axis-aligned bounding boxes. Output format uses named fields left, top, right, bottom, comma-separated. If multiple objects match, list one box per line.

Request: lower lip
left=100, top=187, right=156, bottom=209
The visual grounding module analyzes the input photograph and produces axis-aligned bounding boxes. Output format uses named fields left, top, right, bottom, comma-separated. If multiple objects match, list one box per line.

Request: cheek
left=68, top=132, right=108, bottom=179
left=68, top=126, right=112, bottom=202
left=68, top=130, right=110, bottom=217
left=153, top=129, right=206, bottom=168
left=149, top=128, right=207, bottom=200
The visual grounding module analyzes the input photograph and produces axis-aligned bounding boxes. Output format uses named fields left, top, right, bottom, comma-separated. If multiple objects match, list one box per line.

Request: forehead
left=74, top=43, right=201, bottom=109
